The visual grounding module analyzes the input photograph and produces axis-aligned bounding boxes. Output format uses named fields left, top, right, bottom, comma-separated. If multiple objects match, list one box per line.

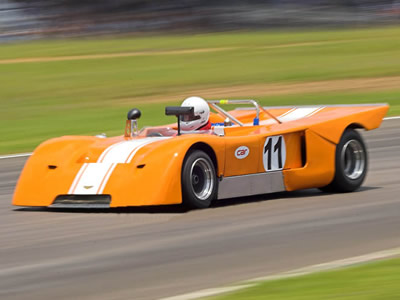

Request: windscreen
left=180, top=115, right=200, bottom=122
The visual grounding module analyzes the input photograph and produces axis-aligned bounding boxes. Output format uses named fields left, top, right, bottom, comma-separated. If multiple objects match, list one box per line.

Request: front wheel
left=181, top=150, right=217, bottom=209
left=321, top=129, right=368, bottom=193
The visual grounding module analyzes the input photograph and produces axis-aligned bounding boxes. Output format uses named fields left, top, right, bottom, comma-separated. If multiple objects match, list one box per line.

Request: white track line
left=160, top=247, right=400, bottom=300
left=160, top=284, right=254, bottom=300
left=0, top=116, right=398, bottom=160
left=0, top=152, right=32, bottom=160
left=384, top=116, right=400, bottom=120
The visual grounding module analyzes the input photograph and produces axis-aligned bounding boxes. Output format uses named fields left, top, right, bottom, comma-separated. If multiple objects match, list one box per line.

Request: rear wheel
left=181, top=150, right=217, bottom=209
left=320, top=129, right=368, bottom=193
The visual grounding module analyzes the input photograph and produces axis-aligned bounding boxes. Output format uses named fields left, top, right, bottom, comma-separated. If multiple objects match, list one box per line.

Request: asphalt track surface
left=1, top=120, right=399, bottom=300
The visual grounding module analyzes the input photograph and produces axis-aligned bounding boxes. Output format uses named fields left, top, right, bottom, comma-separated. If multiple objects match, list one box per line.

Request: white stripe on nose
left=69, top=137, right=170, bottom=195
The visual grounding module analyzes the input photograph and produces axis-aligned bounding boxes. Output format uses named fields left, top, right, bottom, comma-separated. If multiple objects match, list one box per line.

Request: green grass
left=207, top=257, right=400, bottom=300
left=1, top=26, right=400, bottom=153
left=1, top=26, right=400, bottom=59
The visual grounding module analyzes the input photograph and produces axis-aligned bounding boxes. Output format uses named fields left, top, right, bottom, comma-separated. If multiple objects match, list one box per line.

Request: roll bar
left=207, top=99, right=281, bottom=126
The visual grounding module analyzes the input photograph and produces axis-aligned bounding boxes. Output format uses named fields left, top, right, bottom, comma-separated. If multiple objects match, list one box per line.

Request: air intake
left=50, top=195, right=111, bottom=208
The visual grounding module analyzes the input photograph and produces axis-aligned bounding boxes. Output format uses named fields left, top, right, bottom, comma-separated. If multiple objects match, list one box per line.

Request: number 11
left=264, top=136, right=283, bottom=170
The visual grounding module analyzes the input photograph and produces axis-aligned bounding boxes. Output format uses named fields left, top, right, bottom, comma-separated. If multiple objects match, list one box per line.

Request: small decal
left=235, top=146, right=250, bottom=159
left=84, top=185, right=93, bottom=189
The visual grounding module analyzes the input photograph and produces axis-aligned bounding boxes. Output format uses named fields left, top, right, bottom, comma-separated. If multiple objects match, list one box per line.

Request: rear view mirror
left=165, top=106, right=194, bottom=135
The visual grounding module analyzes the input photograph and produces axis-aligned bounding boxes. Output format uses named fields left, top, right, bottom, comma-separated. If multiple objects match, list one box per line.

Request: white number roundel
left=263, top=135, right=286, bottom=171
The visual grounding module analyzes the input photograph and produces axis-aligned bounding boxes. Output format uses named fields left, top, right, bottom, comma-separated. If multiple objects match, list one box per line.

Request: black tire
left=181, top=150, right=218, bottom=209
left=320, top=129, right=368, bottom=193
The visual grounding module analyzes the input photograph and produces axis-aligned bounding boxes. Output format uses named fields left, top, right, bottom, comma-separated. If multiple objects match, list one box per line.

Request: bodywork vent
left=50, top=195, right=111, bottom=208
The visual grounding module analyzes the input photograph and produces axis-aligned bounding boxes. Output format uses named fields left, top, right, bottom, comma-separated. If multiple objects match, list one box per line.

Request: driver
left=180, top=96, right=211, bottom=131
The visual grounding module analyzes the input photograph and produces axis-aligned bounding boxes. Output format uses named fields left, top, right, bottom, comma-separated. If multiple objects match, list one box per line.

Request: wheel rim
left=341, top=139, right=366, bottom=180
left=190, top=158, right=214, bottom=200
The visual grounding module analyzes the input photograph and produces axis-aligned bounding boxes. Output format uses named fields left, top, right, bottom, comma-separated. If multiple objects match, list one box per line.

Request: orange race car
left=12, top=99, right=389, bottom=209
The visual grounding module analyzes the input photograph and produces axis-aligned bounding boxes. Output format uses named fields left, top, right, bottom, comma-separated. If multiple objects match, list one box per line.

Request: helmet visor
left=180, top=115, right=201, bottom=122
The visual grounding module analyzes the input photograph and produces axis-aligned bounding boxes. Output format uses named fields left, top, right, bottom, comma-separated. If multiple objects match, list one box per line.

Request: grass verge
left=207, top=257, right=400, bottom=300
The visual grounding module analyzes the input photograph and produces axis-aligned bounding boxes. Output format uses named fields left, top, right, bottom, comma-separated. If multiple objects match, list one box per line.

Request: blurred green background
left=1, top=26, right=400, bottom=154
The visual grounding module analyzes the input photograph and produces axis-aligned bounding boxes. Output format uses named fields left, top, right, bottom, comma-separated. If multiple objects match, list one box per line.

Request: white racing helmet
left=180, top=96, right=210, bottom=131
